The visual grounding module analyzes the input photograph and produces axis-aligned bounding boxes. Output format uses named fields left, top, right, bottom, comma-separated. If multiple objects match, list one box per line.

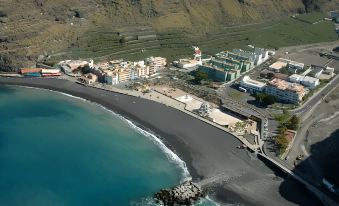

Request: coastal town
left=1, top=6, right=339, bottom=206
left=2, top=39, right=339, bottom=204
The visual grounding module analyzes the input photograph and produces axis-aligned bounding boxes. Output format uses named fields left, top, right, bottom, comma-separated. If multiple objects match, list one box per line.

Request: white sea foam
left=19, top=85, right=191, bottom=181
left=16, top=86, right=226, bottom=205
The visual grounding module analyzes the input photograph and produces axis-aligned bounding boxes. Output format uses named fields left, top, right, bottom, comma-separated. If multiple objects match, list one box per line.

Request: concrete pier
left=154, top=181, right=204, bottom=205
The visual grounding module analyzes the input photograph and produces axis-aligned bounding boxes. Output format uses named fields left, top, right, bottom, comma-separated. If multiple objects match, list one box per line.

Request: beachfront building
left=240, top=76, right=266, bottom=94
left=58, top=60, right=93, bottom=75
left=117, top=68, right=131, bottom=83
left=146, top=56, right=167, bottom=75
left=41, top=69, right=61, bottom=77
left=134, top=65, right=150, bottom=79
left=266, top=78, right=306, bottom=104
left=288, top=74, right=320, bottom=89
left=104, top=71, right=119, bottom=85
left=20, top=68, right=42, bottom=77
left=79, top=73, right=98, bottom=85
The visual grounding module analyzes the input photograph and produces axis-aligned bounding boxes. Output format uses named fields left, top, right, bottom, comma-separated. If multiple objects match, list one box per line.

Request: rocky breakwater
left=154, top=181, right=204, bottom=205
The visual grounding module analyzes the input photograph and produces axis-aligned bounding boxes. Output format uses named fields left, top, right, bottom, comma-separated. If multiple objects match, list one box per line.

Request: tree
left=255, top=92, right=266, bottom=105
left=275, top=135, right=289, bottom=155
left=255, top=92, right=276, bottom=107
left=277, top=125, right=288, bottom=135
left=287, top=115, right=300, bottom=130
left=263, top=95, right=276, bottom=106
left=194, top=70, right=208, bottom=84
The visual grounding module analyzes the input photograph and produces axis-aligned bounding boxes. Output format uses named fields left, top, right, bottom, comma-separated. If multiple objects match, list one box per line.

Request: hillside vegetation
left=0, top=0, right=338, bottom=70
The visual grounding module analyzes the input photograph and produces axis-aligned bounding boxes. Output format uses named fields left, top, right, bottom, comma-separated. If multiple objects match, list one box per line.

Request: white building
left=232, top=48, right=274, bottom=66
left=323, top=67, right=335, bottom=77
left=288, top=74, right=304, bottom=83
left=240, top=76, right=266, bottom=94
left=288, top=61, right=304, bottom=73
left=288, top=74, right=319, bottom=89
left=232, top=49, right=263, bottom=65
left=302, top=76, right=320, bottom=89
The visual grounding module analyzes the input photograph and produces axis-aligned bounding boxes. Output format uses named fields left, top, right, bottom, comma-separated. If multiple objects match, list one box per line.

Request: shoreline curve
left=0, top=77, right=324, bottom=206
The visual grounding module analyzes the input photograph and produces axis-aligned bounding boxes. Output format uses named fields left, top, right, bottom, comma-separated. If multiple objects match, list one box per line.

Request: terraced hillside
left=0, top=0, right=338, bottom=70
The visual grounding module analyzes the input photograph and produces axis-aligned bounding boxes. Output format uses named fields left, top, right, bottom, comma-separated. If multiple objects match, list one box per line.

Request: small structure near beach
left=154, top=181, right=204, bottom=205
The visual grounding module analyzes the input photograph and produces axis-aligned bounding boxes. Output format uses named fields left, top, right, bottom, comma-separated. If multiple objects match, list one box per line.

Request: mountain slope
left=0, top=0, right=338, bottom=70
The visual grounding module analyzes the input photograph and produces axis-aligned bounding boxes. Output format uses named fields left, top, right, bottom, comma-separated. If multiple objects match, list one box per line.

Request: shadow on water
left=279, top=128, right=339, bottom=205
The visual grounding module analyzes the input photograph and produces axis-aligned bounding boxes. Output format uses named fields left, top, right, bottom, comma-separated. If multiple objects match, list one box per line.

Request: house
left=240, top=76, right=266, bottom=94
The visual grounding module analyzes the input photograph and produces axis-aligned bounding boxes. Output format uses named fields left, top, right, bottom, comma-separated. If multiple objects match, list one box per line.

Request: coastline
left=0, top=77, right=323, bottom=206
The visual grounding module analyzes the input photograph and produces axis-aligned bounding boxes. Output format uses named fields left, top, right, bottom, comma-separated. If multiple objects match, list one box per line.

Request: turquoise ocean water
left=0, top=86, right=218, bottom=206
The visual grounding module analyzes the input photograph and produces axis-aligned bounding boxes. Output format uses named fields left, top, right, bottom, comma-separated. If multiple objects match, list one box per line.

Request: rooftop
left=269, top=78, right=305, bottom=93
left=242, top=76, right=266, bottom=87
left=303, top=76, right=319, bottom=83
left=288, top=60, right=304, bottom=67
left=269, top=61, right=288, bottom=70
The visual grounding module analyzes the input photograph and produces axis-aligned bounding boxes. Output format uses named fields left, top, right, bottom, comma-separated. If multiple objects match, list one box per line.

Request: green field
left=53, top=12, right=338, bottom=63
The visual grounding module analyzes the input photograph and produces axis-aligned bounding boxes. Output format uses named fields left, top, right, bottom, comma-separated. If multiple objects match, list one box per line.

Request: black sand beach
left=0, top=77, right=323, bottom=206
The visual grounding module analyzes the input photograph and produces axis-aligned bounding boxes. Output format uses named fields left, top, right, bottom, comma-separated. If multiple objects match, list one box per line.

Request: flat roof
left=242, top=76, right=266, bottom=87
left=288, top=61, right=304, bottom=67
left=221, top=104, right=252, bottom=118
left=303, top=76, right=319, bottom=83
left=269, top=61, right=287, bottom=70
left=269, top=78, right=305, bottom=93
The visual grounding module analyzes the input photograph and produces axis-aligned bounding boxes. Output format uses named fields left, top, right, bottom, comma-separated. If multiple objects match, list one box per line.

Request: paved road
left=293, top=74, right=339, bottom=118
